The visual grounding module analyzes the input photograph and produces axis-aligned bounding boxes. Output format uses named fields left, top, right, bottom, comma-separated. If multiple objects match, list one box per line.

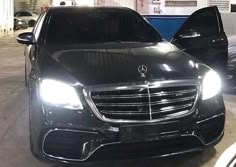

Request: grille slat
left=89, top=83, right=197, bottom=121
left=96, top=102, right=149, bottom=107
left=152, top=103, right=193, bottom=114
left=91, top=88, right=196, bottom=99
left=100, top=103, right=192, bottom=115
left=95, top=96, right=195, bottom=107
left=100, top=110, right=150, bottom=115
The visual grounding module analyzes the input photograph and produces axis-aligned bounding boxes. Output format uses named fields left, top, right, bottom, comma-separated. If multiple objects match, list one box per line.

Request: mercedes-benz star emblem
left=138, top=65, right=148, bottom=78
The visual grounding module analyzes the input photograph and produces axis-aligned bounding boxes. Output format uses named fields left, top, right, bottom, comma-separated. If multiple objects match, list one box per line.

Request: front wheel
left=29, top=90, right=48, bottom=162
left=29, top=90, right=35, bottom=156
left=25, top=61, right=28, bottom=87
left=28, top=20, right=36, bottom=27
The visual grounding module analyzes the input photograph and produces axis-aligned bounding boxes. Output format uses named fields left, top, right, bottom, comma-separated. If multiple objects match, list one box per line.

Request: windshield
left=46, top=8, right=162, bottom=44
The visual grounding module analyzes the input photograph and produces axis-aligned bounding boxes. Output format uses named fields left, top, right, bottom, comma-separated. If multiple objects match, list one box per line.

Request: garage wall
left=137, top=0, right=207, bottom=15
left=114, top=0, right=231, bottom=15
left=105, top=0, right=136, bottom=10
left=0, top=0, right=14, bottom=37
left=209, top=0, right=230, bottom=12
left=96, top=0, right=136, bottom=10
left=138, top=0, right=231, bottom=15
left=14, top=0, right=51, bottom=13
left=164, top=0, right=198, bottom=15
left=221, top=13, right=236, bottom=36
left=33, top=0, right=51, bottom=12
left=53, top=0, right=73, bottom=6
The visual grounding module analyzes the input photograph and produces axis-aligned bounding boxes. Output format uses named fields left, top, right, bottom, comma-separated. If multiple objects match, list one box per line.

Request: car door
left=25, top=12, right=46, bottom=80
left=171, top=6, right=228, bottom=76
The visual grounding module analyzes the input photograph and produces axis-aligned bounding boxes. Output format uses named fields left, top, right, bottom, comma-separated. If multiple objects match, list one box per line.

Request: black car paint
left=40, top=42, right=199, bottom=85
left=171, top=6, right=228, bottom=76
left=18, top=7, right=226, bottom=163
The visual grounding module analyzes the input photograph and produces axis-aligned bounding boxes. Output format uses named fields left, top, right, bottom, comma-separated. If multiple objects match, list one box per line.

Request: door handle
left=212, top=38, right=224, bottom=43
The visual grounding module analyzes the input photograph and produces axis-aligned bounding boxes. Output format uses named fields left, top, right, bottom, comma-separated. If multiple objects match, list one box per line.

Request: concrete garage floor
left=0, top=32, right=236, bottom=167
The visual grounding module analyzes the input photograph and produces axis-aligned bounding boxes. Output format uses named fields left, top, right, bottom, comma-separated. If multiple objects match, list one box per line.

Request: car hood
left=40, top=42, right=199, bottom=86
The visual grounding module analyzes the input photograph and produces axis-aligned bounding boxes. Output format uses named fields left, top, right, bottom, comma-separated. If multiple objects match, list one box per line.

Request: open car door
left=171, top=6, right=228, bottom=77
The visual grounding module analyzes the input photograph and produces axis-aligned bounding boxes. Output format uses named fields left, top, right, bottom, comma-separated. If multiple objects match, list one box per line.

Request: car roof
left=15, top=11, right=33, bottom=13
left=47, top=6, right=134, bottom=13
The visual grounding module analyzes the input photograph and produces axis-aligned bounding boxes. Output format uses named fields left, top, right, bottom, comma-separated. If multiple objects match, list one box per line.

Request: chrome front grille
left=148, top=86, right=197, bottom=120
left=85, top=80, right=198, bottom=123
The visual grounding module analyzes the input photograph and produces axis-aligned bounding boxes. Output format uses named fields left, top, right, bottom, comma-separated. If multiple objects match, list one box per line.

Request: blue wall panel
left=145, top=15, right=189, bottom=41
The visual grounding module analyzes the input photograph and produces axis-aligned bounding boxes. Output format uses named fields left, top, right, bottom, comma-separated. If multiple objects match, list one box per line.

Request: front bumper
left=30, top=91, right=225, bottom=163
left=42, top=114, right=224, bottom=162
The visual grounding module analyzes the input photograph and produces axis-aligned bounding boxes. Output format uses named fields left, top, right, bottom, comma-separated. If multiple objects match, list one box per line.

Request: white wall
left=137, top=0, right=208, bottom=15
left=137, top=0, right=232, bottom=15
left=164, top=6, right=197, bottom=15
left=52, top=0, right=73, bottom=6
left=164, top=0, right=198, bottom=15
left=75, top=0, right=94, bottom=6
left=107, top=0, right=136, bottom=10
left=221, top=13, right=236, bottom=35
left=95, top=0, right=209, bottom=15
left=96, top=0, right=136, bottom=10
left=0, top=0, right=14, bottom=37
left=163, top=0, right=210, bottom=15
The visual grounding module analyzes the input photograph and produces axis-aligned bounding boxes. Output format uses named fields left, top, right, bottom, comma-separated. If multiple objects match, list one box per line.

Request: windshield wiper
left=103, top=41, right=144, bottom=44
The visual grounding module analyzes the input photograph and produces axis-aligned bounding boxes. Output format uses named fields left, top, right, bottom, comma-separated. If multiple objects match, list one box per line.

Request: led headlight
left=202, top=70, right=221, bottom=100
left=39, top=79, right=83, bottom=110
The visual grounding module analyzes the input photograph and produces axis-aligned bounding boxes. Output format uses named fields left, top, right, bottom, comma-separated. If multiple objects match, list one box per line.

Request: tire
left=29, top=106, right=42, bottom=161
left=29, top=116, right=42, bottom=161
left=29, top=124, right=34, bottom=155
left=28, top=20, right=36, bottom=27
left=29, top=91, right=47, bottom=162
left=21, top=22, right=28, bottom=29
left=14, top=26, right=20, bottom=31
left=29, top=90, right=34, bottom=155
left=25, top=61, right=28, bottom=87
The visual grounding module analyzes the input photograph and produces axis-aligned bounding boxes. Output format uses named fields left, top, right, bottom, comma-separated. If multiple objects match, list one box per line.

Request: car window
left=33, top=13, right=46, bottom=41
left=179, top=8, right=219, bottom=37
left=15, top=12, right=21, bottom=17
left=22, top=12, right=32, bottom=16
left=46, top=9, right=161, bottom=44
left=32, top=12, right=39, bottom=15
left=33, top=13, right=43, bottom=33
left=15, top=11, right=32, bottom=17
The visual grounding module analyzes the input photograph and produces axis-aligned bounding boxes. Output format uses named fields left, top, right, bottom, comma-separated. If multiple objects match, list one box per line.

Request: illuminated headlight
left=202, top=70, right=221, bottom=100
left=39, top=79, right=83, bottom=110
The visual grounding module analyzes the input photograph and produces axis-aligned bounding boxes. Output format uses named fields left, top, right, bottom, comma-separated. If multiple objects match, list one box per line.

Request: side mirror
left=178, top=29, right=201, bottom=39
left=17, top=32, right=36, bottom=45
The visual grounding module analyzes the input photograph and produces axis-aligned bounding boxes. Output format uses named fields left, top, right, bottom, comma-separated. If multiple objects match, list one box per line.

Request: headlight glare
left=39, top=79, right=83, bottom=110
left=202, top=70, right=221, bottom=100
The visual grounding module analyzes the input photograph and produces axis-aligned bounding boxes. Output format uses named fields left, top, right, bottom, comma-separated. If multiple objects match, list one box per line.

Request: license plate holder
left=120, top=121, right=180, bottom=143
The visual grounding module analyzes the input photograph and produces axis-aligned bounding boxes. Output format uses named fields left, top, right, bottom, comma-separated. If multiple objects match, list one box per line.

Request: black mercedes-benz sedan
left=17, top=6, right=226, bottom=163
